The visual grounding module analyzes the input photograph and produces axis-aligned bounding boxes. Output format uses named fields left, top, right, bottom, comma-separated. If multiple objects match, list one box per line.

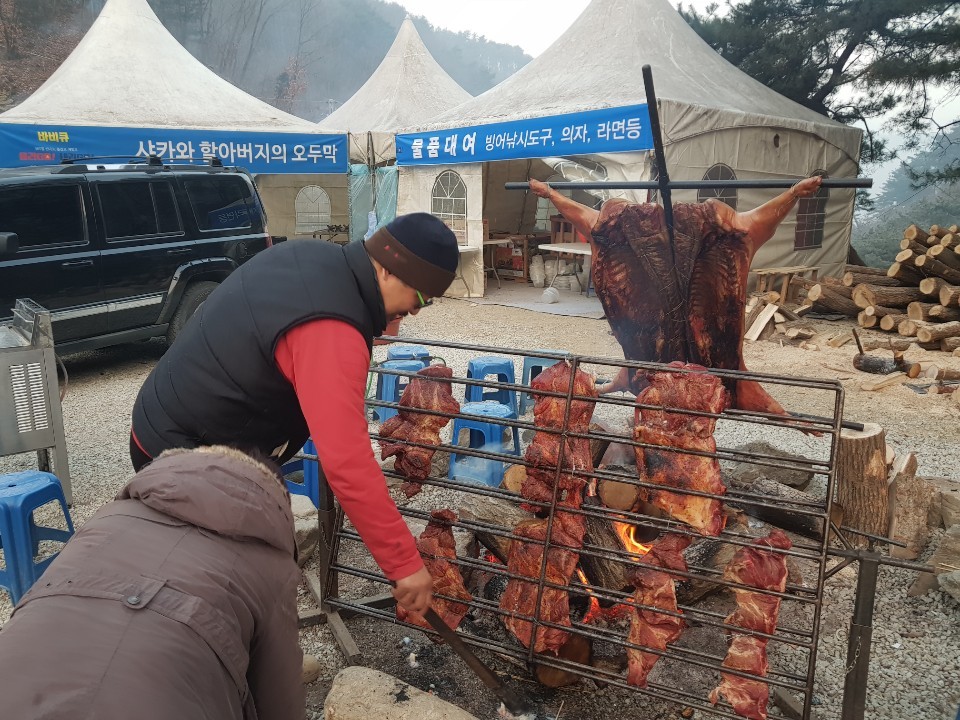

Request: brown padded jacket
left=0, top=447, right=305, bottom=720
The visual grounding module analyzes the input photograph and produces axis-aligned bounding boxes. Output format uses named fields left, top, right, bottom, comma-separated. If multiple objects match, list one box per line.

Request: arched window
left=431, top=171, right=467, bottom=243
left=795, top=171, right=829, bottom=250
left=295, top=185, right=331, bottom=234
left=534, top=174, right=565, bottom=231
left=697, top=163, right=738, bottom=210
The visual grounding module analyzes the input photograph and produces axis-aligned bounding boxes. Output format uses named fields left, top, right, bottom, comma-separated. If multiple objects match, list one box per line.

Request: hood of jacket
left=116, top=446, right=296, bottom=558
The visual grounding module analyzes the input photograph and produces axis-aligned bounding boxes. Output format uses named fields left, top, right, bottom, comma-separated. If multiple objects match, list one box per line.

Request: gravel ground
left=1, top=294, right=958, bottom=720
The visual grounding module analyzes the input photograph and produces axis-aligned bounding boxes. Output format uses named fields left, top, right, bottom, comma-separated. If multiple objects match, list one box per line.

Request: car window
left=0, top=184, right=86, bottom=250
left=98, top=181, right=182, bottom=240
left=181, top=175, right=258, bottom=231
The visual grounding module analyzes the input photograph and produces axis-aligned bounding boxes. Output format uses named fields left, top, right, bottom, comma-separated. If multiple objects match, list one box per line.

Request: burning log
left=579, top=494, right=659, bottom=594
left=458, top=495, right=533, bottom=563
left=533, top=634, right=593, bottom=688
left=836, top=422, right=888, bottom=548
left=723, top=474, right=833, bottom=540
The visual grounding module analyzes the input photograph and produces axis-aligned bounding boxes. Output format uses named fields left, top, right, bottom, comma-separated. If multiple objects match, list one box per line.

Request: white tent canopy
left=324, top=17, right=471, bottom=134
left=398, top=0, right=863, bottom=297
left=0, top=0, right=319, bottom=132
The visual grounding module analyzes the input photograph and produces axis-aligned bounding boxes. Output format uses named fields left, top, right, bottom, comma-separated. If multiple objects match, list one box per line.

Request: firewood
left=785, top=327, right=815, bottom=340
left=940, top=337, right=960, bottom=352
left=903, top=224, right=929, bottom=244
left=940, top=233, right=959, bottom=249
left=927, top=244, right=960, bottom=272
left=827, top=332, right=854, bottom=348
left=955, top=348, right=960, bottom=358
left=458, top=495, right=533, bottom=563
left=898, top=318, right=926, bottom=337
left=723, top=474, right=835, bottom=540
left=929, top=304, right=960, bottom=321
left=900, top=238, right=930, bottom=256
left=806, top=284, right=859, bottom=315
left=919, top=277, right=948, bottom=297
left=907, top=301, right=939, bottom=321
left=895, top=248, right=923, bottom=266
left=929, top=224, right=951, bottom=239
left=845, top=264, right=890, bottom=276
left=878, top=313, right=907, bottom=331
left=921, top=365, right=960, bottom=381
left=597, top=476, right=643, bottom=512
left=861, top=336, right=939, bottom=351
left=857, top=311, right=877, bottom=328
left=836, top=423, right=888, bottom=548
left=916, top=320, right=960, bottom=343
left=502, top=464, right=526, bottom=494
left=863, top=304, right=900, bottom=318
left=744, top=302, right=780, bottom=340
left=887, top=261, right=924, bottom=284
left=853, top=351, right=907, bottom=375
left=860, top=372, right=907, bottom=391
left=908, top=525, right=960, bottom=596
left=852, top=283, right=924, bottom=309
left=915, top=254, right=960, bottom=284
left=534, top=634, right=592, bottom=687
left=904, top=362, right=938, bottom=379
left=940, top=284, right=960, bottom=307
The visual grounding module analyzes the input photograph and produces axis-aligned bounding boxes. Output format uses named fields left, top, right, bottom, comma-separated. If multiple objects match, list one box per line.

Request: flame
left=613, top=521, right=653, bottom=558
left=576, top=569, right=602, bottom=624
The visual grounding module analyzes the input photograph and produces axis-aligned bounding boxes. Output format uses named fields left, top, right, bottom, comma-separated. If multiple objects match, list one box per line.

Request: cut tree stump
left=852, top=352, right=907, bottom=375
left=836, top=423, right=888, bottom=548
left=887, top=454, right=936, bottom=560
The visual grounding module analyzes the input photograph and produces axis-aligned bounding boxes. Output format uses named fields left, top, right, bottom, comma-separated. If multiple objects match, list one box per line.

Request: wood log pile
left=834, top=224, right=960, bottom=354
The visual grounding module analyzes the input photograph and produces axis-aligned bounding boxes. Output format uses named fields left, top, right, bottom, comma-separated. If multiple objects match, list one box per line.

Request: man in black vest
left=130, top=213, right=460, bottom=617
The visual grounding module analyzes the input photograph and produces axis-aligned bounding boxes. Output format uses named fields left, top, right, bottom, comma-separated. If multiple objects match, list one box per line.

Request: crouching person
left=0, top=446, right=305, bottom=720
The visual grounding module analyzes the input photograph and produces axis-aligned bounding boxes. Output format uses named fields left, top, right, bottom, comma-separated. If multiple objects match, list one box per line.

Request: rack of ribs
left=709, top=529, right=792, bottom=720
left=521, top=361, right=597, bottom=511
left=379, top=365, right=460, bottom=498
left=633, top=362, right=729, bottom=535
left=626, top=533, right=693, bottom=687
left=500, top=486, right=587, bottom=654
left=397, top=509, right=472, bottom=634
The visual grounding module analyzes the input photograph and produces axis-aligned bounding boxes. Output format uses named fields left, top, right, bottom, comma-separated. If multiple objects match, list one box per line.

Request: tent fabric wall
left=255, top=174, right=350, bottom=240
left=399, top=163, right=484, bottom=297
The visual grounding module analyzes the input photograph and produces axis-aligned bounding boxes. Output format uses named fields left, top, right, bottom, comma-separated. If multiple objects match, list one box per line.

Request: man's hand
left=392, top=566, right=432, bottom=619
left=791, top=175, right=823, bottom=199
left=529, top=178, right=553, bottom=199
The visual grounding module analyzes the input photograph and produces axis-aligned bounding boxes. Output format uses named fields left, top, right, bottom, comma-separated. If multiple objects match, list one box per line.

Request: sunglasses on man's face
left=416, top=291, right=434, bottom=308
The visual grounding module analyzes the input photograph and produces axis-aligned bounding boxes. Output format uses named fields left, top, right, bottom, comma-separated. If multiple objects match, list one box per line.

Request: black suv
left=0, top=159, right=272, bottom=352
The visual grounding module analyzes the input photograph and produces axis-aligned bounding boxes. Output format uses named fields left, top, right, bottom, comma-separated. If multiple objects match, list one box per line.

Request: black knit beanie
left=365, top=213, right=459, bottom=297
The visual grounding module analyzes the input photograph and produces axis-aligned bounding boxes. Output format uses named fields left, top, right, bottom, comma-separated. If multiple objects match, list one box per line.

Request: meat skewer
left=709, top=529, right=792, bottom=720
left=397, top=509, right=472, bottom=635
left=634, top=362, right=729, bottom=536
left=379, top=365, right=459, bottom=497
left=626, top=533, right=693, bottom=687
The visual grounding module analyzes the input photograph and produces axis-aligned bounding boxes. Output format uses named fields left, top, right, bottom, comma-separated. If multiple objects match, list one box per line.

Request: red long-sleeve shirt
left=274, top=318, right=423, bottom=581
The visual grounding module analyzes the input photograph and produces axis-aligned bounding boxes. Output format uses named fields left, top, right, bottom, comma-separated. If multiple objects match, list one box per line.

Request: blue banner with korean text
left=396, top=104, right=653, bottom=165
left=0, top=123, right=348, bottom=174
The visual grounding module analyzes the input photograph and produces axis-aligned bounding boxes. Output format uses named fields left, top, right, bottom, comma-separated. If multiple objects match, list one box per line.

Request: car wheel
left=166, top=280, right=218, bottom=346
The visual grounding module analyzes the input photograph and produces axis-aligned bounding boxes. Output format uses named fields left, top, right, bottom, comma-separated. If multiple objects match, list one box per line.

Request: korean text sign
left=396, top=104, right=653, bottom=165
left=0, top=123, right=348, bottom=174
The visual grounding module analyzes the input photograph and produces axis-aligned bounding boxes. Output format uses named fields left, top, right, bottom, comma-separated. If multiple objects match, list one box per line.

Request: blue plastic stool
left=386, top=345, right=430, bottom=363
left=373, top=359, right=426, bottom=422
left=448, top=402, right=521, bottom=487
left=284, top=439, right=320, bottom=507
left=465, top=356, right=518, bottom=417
left=0, top=470, right=74, bottom=605
left=519, top=352, right=562, bottom=414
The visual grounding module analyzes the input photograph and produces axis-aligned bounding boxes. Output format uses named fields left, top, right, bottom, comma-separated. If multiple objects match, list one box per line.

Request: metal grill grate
left=321, top=338, right=845, bottom=720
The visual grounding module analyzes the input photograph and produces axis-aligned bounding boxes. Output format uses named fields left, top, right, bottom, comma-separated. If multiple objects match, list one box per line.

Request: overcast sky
left=391, top=0, right=720, bottom=57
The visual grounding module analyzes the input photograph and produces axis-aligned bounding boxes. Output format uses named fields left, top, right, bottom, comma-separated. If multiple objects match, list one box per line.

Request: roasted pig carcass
left=379, top=365, right=459, bottom=497
left=521, top=362, right=596, bottom=511
left=500, top=492, right=586, bottom=655
left=634, top=363, right=729, bottom=536
left=626, top=533, right=693, bottom=687
left=589, top=195, right=803, bottom=417
left=397, top=510, right=472, bottom=634
left=709, top=529, right=792, bottom=720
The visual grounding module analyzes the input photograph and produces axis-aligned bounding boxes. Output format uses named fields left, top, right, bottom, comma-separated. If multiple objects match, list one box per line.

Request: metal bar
left=504, top=178, right=873, bottom=190
left=841, top=553, right=880, bottom=720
